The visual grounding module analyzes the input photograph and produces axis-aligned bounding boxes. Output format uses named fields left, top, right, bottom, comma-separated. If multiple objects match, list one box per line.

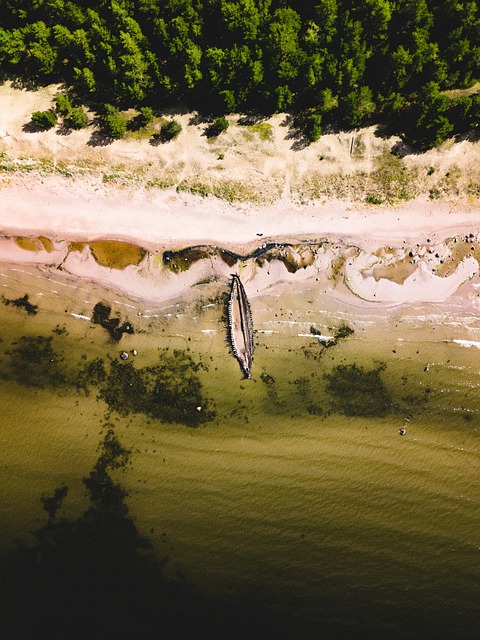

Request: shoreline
left=2, top=173, right=480, bottom=250
left=2, top=133, right=480, bottom=310
left=1, top=181, right=480, bottom=311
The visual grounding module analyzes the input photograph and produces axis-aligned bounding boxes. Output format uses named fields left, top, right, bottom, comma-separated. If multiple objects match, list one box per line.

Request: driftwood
left=227, top=274, right=254, bottom=378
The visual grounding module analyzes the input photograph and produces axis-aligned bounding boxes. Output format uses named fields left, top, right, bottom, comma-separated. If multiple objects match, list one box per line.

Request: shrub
left=55, top=94, right=72, bottom=116
left=31, top=110, right=57, bottom=130
left=205, top=116, right=229, bottom=137
left=160, top=119, right=182, bottom=141
left=100, top=105, right=127, bottom=139
left=64, top=106, right=89, bottom=129
left=138, top=106, right=154, bottom=127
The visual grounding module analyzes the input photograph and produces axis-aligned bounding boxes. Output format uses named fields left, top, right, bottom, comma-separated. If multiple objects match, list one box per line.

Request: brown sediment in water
left=15, top=236, right=54, bottom=253
left=227, top=274, right=254, bottom=378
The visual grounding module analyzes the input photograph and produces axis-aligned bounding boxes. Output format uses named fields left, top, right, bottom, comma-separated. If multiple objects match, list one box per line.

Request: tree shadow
left=281, top=115, right=311, bottom=151
left=390, top=139, right=418, bottom=158
left=56, top=124, right=73, bottom=136
left=237, top=113, right=269, bottom=126
left=8, top=74, right=44, bottom=92
left=188, top=113, right=212, bottom=126
left=149, top=132, right=165, bottom=146
left=21, top=120, right=44, bottom=133
left=0, top=423, right=314, bottom=639
left=455, top=128, right=480, bottom=144
left=87, top=129, right=113, bottom=147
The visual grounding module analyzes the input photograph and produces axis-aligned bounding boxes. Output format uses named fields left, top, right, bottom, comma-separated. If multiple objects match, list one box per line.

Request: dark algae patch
left=6, top=335, right=67, bottom=388
left=310, top=322, right=354, bottom=348
left=162, top=246, right=236, bottom=273
left=92, top=302, right=134, bottom=341
left=99, top=349, right=215, bottom=427
left=324, top=363, right=392, bottom=417
left=74, top=357, right=107, bottom=395
left=2, top=293, right=38, bottom=315
left=99, top=359, right=148, bottom=415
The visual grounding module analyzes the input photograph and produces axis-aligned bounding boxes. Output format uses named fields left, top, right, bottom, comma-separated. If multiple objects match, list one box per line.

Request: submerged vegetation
left=310, top=322, right=354, bottom=348
left=324, top=363, right=392, bottom=417
left=99, top=350, right=215, bottom=427
left=92, top=302, right=135, bottom=341
left=2, top=293, right=38, bottom=315
left=6, top=335, right=67, bottom=388
left=2, top=321, right=215, bottom=428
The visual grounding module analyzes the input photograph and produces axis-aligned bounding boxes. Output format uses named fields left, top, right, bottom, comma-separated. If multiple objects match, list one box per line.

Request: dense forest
left=0, top=0, right=479, bottom=147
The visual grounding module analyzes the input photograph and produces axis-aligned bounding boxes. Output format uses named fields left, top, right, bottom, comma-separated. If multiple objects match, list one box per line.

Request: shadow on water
left=0, top=425, right=318, bottom=640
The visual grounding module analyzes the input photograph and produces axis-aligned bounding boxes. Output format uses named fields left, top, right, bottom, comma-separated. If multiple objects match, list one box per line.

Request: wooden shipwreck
left=227, top=274, right=254, bottom=378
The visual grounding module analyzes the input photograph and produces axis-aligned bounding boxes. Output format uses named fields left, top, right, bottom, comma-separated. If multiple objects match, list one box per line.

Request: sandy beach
left=1, top=82, right=480, bottom=308
left=2, top=172, right=480, bottom=309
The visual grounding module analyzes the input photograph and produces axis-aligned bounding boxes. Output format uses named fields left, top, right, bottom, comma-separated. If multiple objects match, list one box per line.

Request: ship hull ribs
left=227, top=274, right=254, bottom=378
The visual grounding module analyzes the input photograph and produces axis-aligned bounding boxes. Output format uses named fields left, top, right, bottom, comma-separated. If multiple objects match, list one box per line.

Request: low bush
left=160, top=119, right=182, bottom=141
left=31, top=110, right=57, bottom=130
left=64, top=106, right=89, bottom=129
left=55, top=94, right=72, bottom=116
left=205, top=116, right=229, bottom=137
left=100, top=105, right=127, bottom=139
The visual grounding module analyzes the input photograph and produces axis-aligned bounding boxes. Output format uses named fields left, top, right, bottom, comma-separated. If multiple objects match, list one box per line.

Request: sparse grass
left=176, top=178, right=264, bottom=203
left=145, top=177, right=176, bottom=189
left=102, top=169, right=138, bottom=186
left=55, top=161, right=74, bottom=177
left=365, top=194, right=384, bottom=205
left=298, top=149, right=422, bottom=203
left=2, top=114, right=480, bottom=206
left=248, top=122, right=273, bottom=141
left=370, top=150, right=419, bottom=202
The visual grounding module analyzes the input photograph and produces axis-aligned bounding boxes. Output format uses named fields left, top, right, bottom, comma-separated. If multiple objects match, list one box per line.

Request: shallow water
left=0, top=264, right=479, bottom=639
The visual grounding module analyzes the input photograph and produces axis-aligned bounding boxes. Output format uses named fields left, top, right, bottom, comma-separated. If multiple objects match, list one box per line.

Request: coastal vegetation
left=30, top=109, right=57, bottom=130
left=0, top=1, right=478, bottom=148
left=159, top=118, right=182, bottom=141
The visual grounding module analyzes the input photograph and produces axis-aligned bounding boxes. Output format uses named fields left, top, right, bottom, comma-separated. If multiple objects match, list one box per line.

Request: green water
left=0, top=264, right=479, bottom=639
